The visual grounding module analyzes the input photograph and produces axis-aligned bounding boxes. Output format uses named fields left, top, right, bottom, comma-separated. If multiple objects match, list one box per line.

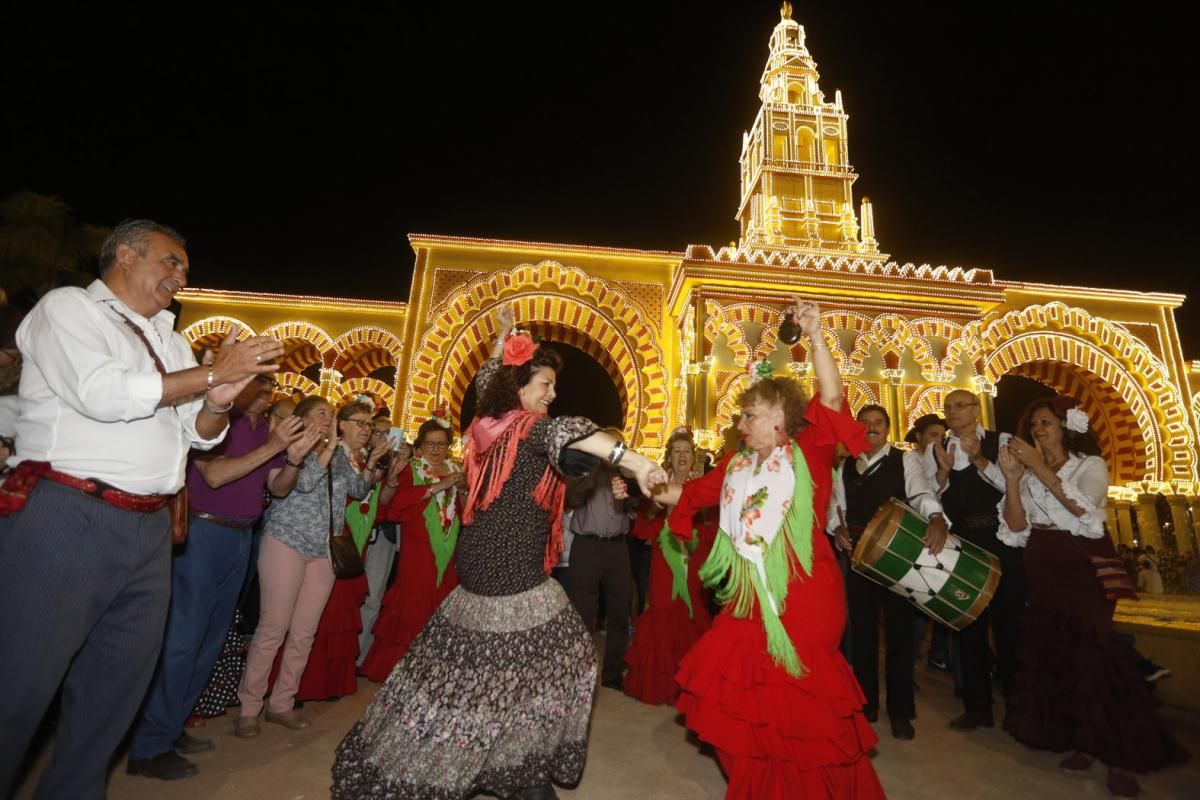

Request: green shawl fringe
left=411, top=459, right=461, bottom=587
left=697, top=441, right=815, bottom=677
left=657, top=521, right=698, bottom=619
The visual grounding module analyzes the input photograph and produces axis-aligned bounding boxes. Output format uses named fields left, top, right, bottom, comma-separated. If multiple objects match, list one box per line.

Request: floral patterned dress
left=332, top=359, right=599, bottom=800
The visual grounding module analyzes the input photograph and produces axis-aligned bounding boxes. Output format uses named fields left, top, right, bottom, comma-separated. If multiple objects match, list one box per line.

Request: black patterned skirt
left=332, top=578, right=596, bottom=799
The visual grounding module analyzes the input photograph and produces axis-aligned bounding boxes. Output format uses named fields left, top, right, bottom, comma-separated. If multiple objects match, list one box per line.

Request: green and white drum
left=850, top=499, right=1001, bottom=631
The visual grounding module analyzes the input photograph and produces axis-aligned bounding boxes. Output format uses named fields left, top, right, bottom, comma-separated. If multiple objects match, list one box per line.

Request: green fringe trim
left=412, top=460, right=460, bottom=587
left=658, top=521, right=697, bottom=619
left=344, top=483, right=380, bottom=555
left=697, top=441, right=815, bottom=678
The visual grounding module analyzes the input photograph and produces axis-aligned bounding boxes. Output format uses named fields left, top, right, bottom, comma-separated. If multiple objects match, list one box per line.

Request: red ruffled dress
left=359, top=466, right=460, bottom=681
left=623, top=505, right=716, bottom=705
left=668, top=398, right=885, bottom=800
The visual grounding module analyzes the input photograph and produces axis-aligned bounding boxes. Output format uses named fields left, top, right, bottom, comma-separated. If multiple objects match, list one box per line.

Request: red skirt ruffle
left=674, top=560, right=884, bottom=800
left=359, top=568, right=458, bottom=682
left=1003, top=529, right=1189, bottom=772
left=624, top=597, right=711, bottom=706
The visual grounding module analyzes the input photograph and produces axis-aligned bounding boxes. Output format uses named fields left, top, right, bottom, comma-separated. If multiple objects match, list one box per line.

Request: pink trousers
left=238, top=534, right=336, bottom=716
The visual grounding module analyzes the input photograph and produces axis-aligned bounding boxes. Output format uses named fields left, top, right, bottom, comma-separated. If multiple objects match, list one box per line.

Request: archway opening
left=994, top=360, right=1147, bottom=485
left=458, top=340, right=624, bottom=434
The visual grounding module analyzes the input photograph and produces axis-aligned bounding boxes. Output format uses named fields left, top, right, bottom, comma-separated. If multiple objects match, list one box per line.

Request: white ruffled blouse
left=995, top=454, right=1109, bottom=547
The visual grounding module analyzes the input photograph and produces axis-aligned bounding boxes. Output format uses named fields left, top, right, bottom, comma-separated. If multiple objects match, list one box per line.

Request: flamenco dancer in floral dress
left=623, top=428, right=716, bottom=706
left=655, top=299, right=885, bottom=800
left=332, top=306, right=667, bottom=800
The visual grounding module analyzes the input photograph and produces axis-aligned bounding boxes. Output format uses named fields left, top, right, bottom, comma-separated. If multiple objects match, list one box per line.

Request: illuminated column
left=692, top=299, right=709, bottom=432
left=319, top=367, right=343, bottom=401
left=1135, top=494, right=1163, bottom=550
left=1169, top=495, right=1196, bottom=556
left=974, top=376, right=997, bottom=430
left=879, top=369, right=905, bottom=442
left=1105, top=505, right=1121, bottom=548
left=1114, top=501, right=1136, bottom=547
left=858, top=197, right=878, bottom=254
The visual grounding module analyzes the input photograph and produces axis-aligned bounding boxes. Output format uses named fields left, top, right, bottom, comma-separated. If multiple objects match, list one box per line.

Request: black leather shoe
left=600, top=676, right=624, bottom=691
left=174, top=731, right=215, bottom=754
left=862, top=707, right=879, bottom=723
left=891, top=719, right=915, bottom=740
left=948, top=711, right=994, bottom=731
left=126, top=751, right=199, bottom=780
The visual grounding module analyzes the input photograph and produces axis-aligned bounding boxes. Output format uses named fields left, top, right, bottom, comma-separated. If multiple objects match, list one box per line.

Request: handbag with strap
left=327, top=459, right=365, bottom=579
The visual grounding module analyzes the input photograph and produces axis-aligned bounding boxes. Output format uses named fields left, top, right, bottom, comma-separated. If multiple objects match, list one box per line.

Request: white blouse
left=995, top=454, right=1109, bottom=547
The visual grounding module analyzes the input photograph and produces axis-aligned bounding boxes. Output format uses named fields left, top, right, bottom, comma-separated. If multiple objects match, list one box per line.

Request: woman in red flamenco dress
left=654, top=299, right=885, bottom=800
left=623, top=429, right=716, bottom=705
left=358, top=418, right=462, bottom=681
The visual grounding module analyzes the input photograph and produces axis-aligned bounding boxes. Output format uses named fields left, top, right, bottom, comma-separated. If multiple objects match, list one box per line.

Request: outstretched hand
left=790, top=296, right=822, bottom=337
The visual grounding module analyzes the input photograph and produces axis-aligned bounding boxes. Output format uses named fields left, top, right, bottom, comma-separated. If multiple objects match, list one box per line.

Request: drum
left=850, top=499, right=1001, bottom=631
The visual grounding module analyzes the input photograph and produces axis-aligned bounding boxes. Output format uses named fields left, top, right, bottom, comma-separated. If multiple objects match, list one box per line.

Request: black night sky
left=4, top=2, right=1198, bottom=349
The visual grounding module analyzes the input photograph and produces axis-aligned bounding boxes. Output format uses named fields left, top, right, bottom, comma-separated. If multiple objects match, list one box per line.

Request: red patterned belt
left=0, top=460, right=170, bottom=515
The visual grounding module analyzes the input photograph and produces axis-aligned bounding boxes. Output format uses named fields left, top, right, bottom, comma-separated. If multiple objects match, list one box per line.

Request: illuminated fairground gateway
left=176, top=5, right=1200, bottom=558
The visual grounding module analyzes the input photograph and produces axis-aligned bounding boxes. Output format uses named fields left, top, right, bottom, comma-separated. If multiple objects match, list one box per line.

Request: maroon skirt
left=1002, top=528, right=1188, bottom=772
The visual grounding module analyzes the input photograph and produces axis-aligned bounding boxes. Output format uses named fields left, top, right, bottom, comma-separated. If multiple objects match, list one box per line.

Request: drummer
left=828, top=404, right=949, bottom=740
left=932, top=389, right=1023, bottom=732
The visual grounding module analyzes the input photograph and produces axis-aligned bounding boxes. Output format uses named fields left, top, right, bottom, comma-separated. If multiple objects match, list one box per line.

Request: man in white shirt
left=0, top=220, right=284, bottom=799
left=828, top=404, right=948, bottom=740
left=933, top=389, right=1023, bottom=732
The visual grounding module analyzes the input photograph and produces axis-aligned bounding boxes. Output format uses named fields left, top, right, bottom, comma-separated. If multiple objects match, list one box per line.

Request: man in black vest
left=933, top=389, right=1024, bottom=731
left=829, top=404, right=949, bottom=740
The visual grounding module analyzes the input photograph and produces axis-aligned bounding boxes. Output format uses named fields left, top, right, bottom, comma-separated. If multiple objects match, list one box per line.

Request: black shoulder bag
left=327, top=459, right=365, bottom=579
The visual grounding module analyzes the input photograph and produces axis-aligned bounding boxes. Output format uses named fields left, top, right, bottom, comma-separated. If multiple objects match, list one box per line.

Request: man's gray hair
left=98, top=219, right=186, bottom=274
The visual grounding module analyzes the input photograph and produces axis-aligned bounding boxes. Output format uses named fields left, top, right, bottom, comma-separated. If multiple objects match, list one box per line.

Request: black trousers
left=0, top=481, right=171, bottom=799
left=566, top=534, right=632, bottom=682
left=847, top=569, right=915, bottom=719
left=956, top=527, right=1026, bottom=718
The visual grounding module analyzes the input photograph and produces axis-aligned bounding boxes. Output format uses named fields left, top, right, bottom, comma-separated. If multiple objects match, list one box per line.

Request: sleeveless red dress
left=359, top=466, right=460, bottom=681
left=622, top=505, right=715, bottom=705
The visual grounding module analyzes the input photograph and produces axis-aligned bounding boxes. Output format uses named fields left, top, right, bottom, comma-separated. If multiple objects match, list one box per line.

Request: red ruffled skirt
left=1003, top=529, right=1188, bottom=772
left=270, top=573, right=368, bottom=701
left=675, top=557, right=884, bottom=800
left=359, top=566, right=458, bottom=682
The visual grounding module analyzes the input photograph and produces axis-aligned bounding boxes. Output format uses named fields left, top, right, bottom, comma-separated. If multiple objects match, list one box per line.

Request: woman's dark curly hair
left=476, top=346, right=564, bottom=419
left=1017, top=396, right=1102, bottom=458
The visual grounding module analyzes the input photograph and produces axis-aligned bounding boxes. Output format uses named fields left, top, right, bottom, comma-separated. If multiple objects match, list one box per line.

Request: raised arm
left=791, top=297, right=841, bottom=409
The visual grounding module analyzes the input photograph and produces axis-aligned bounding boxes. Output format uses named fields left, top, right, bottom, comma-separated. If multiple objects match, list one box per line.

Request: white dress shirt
left=995, top=454, right=1109, bottom=547
left=827, top=444, right=947, bottom=534
left=11, top=280, right=224, bottom=495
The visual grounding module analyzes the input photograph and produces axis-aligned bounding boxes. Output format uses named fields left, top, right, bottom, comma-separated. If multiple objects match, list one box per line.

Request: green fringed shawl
left=344, top=483, right=380, bottom=555
left=410, top=459, right=461, bottom=586
left=698, top=441, right=815, bottom=677
left=657, top=520, right=699, bottom=619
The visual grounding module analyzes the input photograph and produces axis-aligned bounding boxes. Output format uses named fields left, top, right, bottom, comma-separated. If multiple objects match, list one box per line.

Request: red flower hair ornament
left=502, top=332, right=537, bottom=366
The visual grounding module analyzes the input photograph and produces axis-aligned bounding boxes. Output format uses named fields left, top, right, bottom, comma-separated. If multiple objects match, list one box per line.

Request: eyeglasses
left=944, top=401, right=979, bottom=412
left=344, top=419, right=373, bottom=429
left=422, top=441, right=449, bottom=450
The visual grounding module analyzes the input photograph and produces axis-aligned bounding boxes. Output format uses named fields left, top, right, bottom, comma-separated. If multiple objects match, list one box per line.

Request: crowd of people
left=0, top=219, right=1192, bottom=799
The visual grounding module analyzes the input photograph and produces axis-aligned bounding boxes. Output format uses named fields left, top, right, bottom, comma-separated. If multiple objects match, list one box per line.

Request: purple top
left=187, top=408, right=285, bottom=520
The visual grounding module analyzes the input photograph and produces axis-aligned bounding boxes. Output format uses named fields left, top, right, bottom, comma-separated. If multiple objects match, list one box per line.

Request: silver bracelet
left=203, top=396, right=234, bottom=414
left=609, top=440, right=627, bottom=466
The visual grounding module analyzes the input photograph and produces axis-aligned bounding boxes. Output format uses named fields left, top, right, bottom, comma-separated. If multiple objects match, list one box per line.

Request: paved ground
left=14, top=651, right=1199, bottom=799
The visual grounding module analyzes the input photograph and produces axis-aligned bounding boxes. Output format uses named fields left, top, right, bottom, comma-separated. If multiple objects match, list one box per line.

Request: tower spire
left=735, top=9, right=884, bottom=259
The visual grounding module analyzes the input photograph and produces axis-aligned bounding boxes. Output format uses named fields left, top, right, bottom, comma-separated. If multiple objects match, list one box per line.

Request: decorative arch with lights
left=405, top=260, right=669, bottom=453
